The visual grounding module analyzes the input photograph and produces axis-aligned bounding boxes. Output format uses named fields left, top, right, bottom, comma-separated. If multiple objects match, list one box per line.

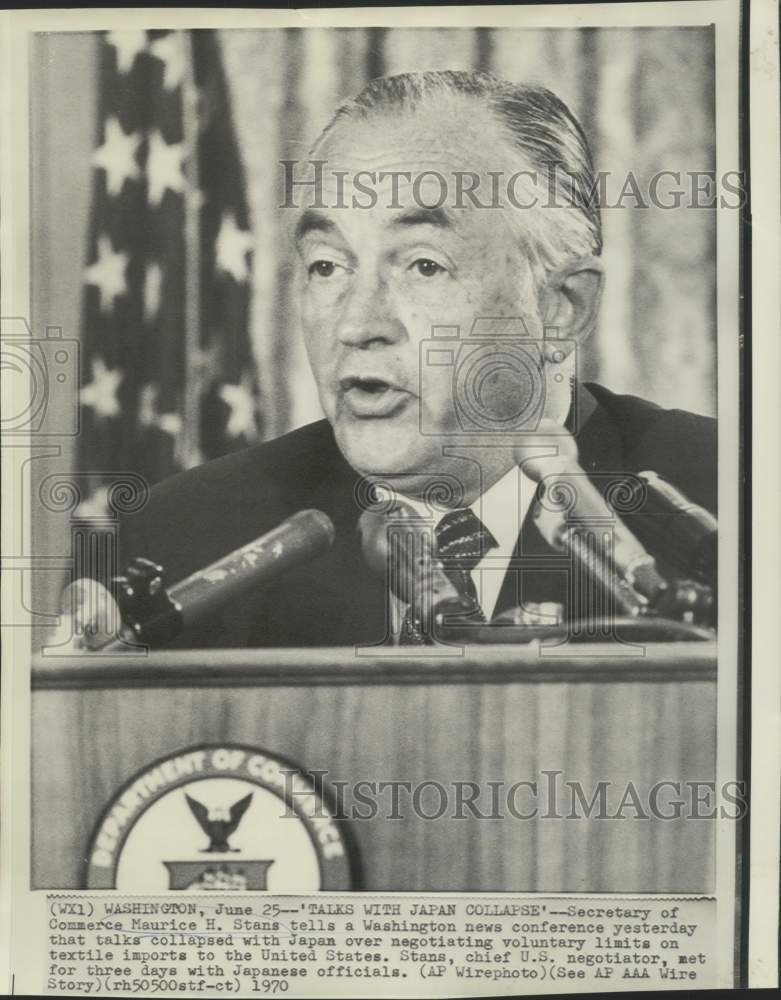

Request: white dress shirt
left=381, top=464, right=537, bottom=629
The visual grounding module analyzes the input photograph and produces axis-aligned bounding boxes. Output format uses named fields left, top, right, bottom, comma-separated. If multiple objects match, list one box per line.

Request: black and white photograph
left=1, top=2, right=778, bottom=996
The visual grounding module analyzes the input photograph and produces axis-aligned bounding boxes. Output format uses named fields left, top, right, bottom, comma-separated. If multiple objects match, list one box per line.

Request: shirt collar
left=470, top=464, right=534, bottom=558
left=384, top=462, right=534, bottom=560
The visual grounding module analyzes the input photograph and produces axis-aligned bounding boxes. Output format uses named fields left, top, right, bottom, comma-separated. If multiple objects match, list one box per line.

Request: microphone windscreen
left=358, top=508, right=391, bottom=577
left=172, top=508, right=336, bottom=627
left=635, top=472, right=717, bottom=584
left=358, top=502, right=425, bottom=596
left=358, top=504, right=466, bottom=612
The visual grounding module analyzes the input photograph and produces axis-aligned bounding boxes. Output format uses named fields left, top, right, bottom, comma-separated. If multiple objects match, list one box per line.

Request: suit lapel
left=303, top=458, right=389, bottom=645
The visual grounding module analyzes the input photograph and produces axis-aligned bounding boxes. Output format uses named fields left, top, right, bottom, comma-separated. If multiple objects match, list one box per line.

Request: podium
left=32, top=642, right=716, bottom=893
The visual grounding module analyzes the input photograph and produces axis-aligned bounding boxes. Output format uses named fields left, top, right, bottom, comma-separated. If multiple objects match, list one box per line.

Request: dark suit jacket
left=118, top=383, right=716, bottom=648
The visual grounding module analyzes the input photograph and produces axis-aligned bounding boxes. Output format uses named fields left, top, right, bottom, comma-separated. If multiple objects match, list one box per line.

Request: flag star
left=92, top=116, right=141, bottom=197
left=143, top=262, right=163, bottom=323
left=80, top=357, right=123, bottom=419
left=84, top=235, right=129, bottom=313
left=149, top=32, right=187, bottom=91
left=215, top=212, right=254, bottom=284
left=145, top=130, right=187, bottom=206
left=106, top=30, right=147, bottom=74
left=157, top=412, right=183, bottom=436
left=138, top=382, right=183, bottom=437
left=219, top=376, right=258, bottom=439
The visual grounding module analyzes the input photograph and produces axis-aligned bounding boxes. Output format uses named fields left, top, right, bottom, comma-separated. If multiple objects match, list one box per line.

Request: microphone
left=519, top=426, right=669, bottom=616
left=358, top=503, right=475, bottom=635
left=517, top=423, right=714, bottom=627
left=58, top=509, right=335, bottom=651
left=634, top=471, right=717, bottom=585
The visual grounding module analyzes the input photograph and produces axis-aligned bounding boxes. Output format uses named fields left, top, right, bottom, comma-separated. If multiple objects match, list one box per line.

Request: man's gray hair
left=314, top=70, right=602, bottom=284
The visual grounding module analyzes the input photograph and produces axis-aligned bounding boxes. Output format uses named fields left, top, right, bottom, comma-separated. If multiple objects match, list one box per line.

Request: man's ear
left=539, top=256, right=604, bottom=347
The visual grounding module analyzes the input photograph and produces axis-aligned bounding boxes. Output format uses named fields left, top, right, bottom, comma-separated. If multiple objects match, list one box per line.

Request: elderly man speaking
left=117, top=71, right=716, bottom=648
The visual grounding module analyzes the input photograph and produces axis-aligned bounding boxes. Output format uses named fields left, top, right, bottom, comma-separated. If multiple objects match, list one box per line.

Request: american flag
left=77, top=29, right=260, bottom=516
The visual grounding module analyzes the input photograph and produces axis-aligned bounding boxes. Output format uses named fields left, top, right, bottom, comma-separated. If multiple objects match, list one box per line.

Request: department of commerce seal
left=85, top=744, right=353, bottom=890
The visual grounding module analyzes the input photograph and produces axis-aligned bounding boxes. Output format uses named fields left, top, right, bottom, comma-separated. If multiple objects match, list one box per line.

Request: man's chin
left=334, top=422, right=439, bottom=482
left=333, top=419, right=519, bottom=506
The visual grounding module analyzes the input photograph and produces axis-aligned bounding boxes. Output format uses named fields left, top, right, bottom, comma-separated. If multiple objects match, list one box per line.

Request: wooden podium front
left=32, top=643, right=716, bottom=893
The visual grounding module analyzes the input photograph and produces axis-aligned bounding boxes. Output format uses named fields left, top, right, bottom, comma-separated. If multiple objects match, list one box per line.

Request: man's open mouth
left=339, top=376, right=411, bottom=418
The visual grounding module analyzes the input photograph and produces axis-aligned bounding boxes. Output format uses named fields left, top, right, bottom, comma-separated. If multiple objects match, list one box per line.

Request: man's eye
left=308, top=260, right=337, bottom=278
left=411, top=258, right=446, bottom=278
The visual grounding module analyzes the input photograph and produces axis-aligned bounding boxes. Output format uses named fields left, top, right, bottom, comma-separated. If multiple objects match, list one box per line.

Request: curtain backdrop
left=219, top=26, right=716, bottom=440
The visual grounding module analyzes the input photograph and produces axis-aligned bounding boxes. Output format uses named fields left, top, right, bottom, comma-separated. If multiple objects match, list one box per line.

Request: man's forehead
left=316, top=101, right=510, bottom=179
left=287, top=101, right=528, bottom=246
left=292, top=118, right=521, bottom=238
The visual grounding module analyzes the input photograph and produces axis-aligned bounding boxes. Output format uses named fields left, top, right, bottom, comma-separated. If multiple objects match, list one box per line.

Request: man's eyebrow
left=294, top=210, right=338, bottom=243
left=390, top=206, right=455, bottom=230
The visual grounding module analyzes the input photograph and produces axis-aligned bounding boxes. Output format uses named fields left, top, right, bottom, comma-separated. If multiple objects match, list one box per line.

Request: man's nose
left=336, top=274, right=405, bottom=348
